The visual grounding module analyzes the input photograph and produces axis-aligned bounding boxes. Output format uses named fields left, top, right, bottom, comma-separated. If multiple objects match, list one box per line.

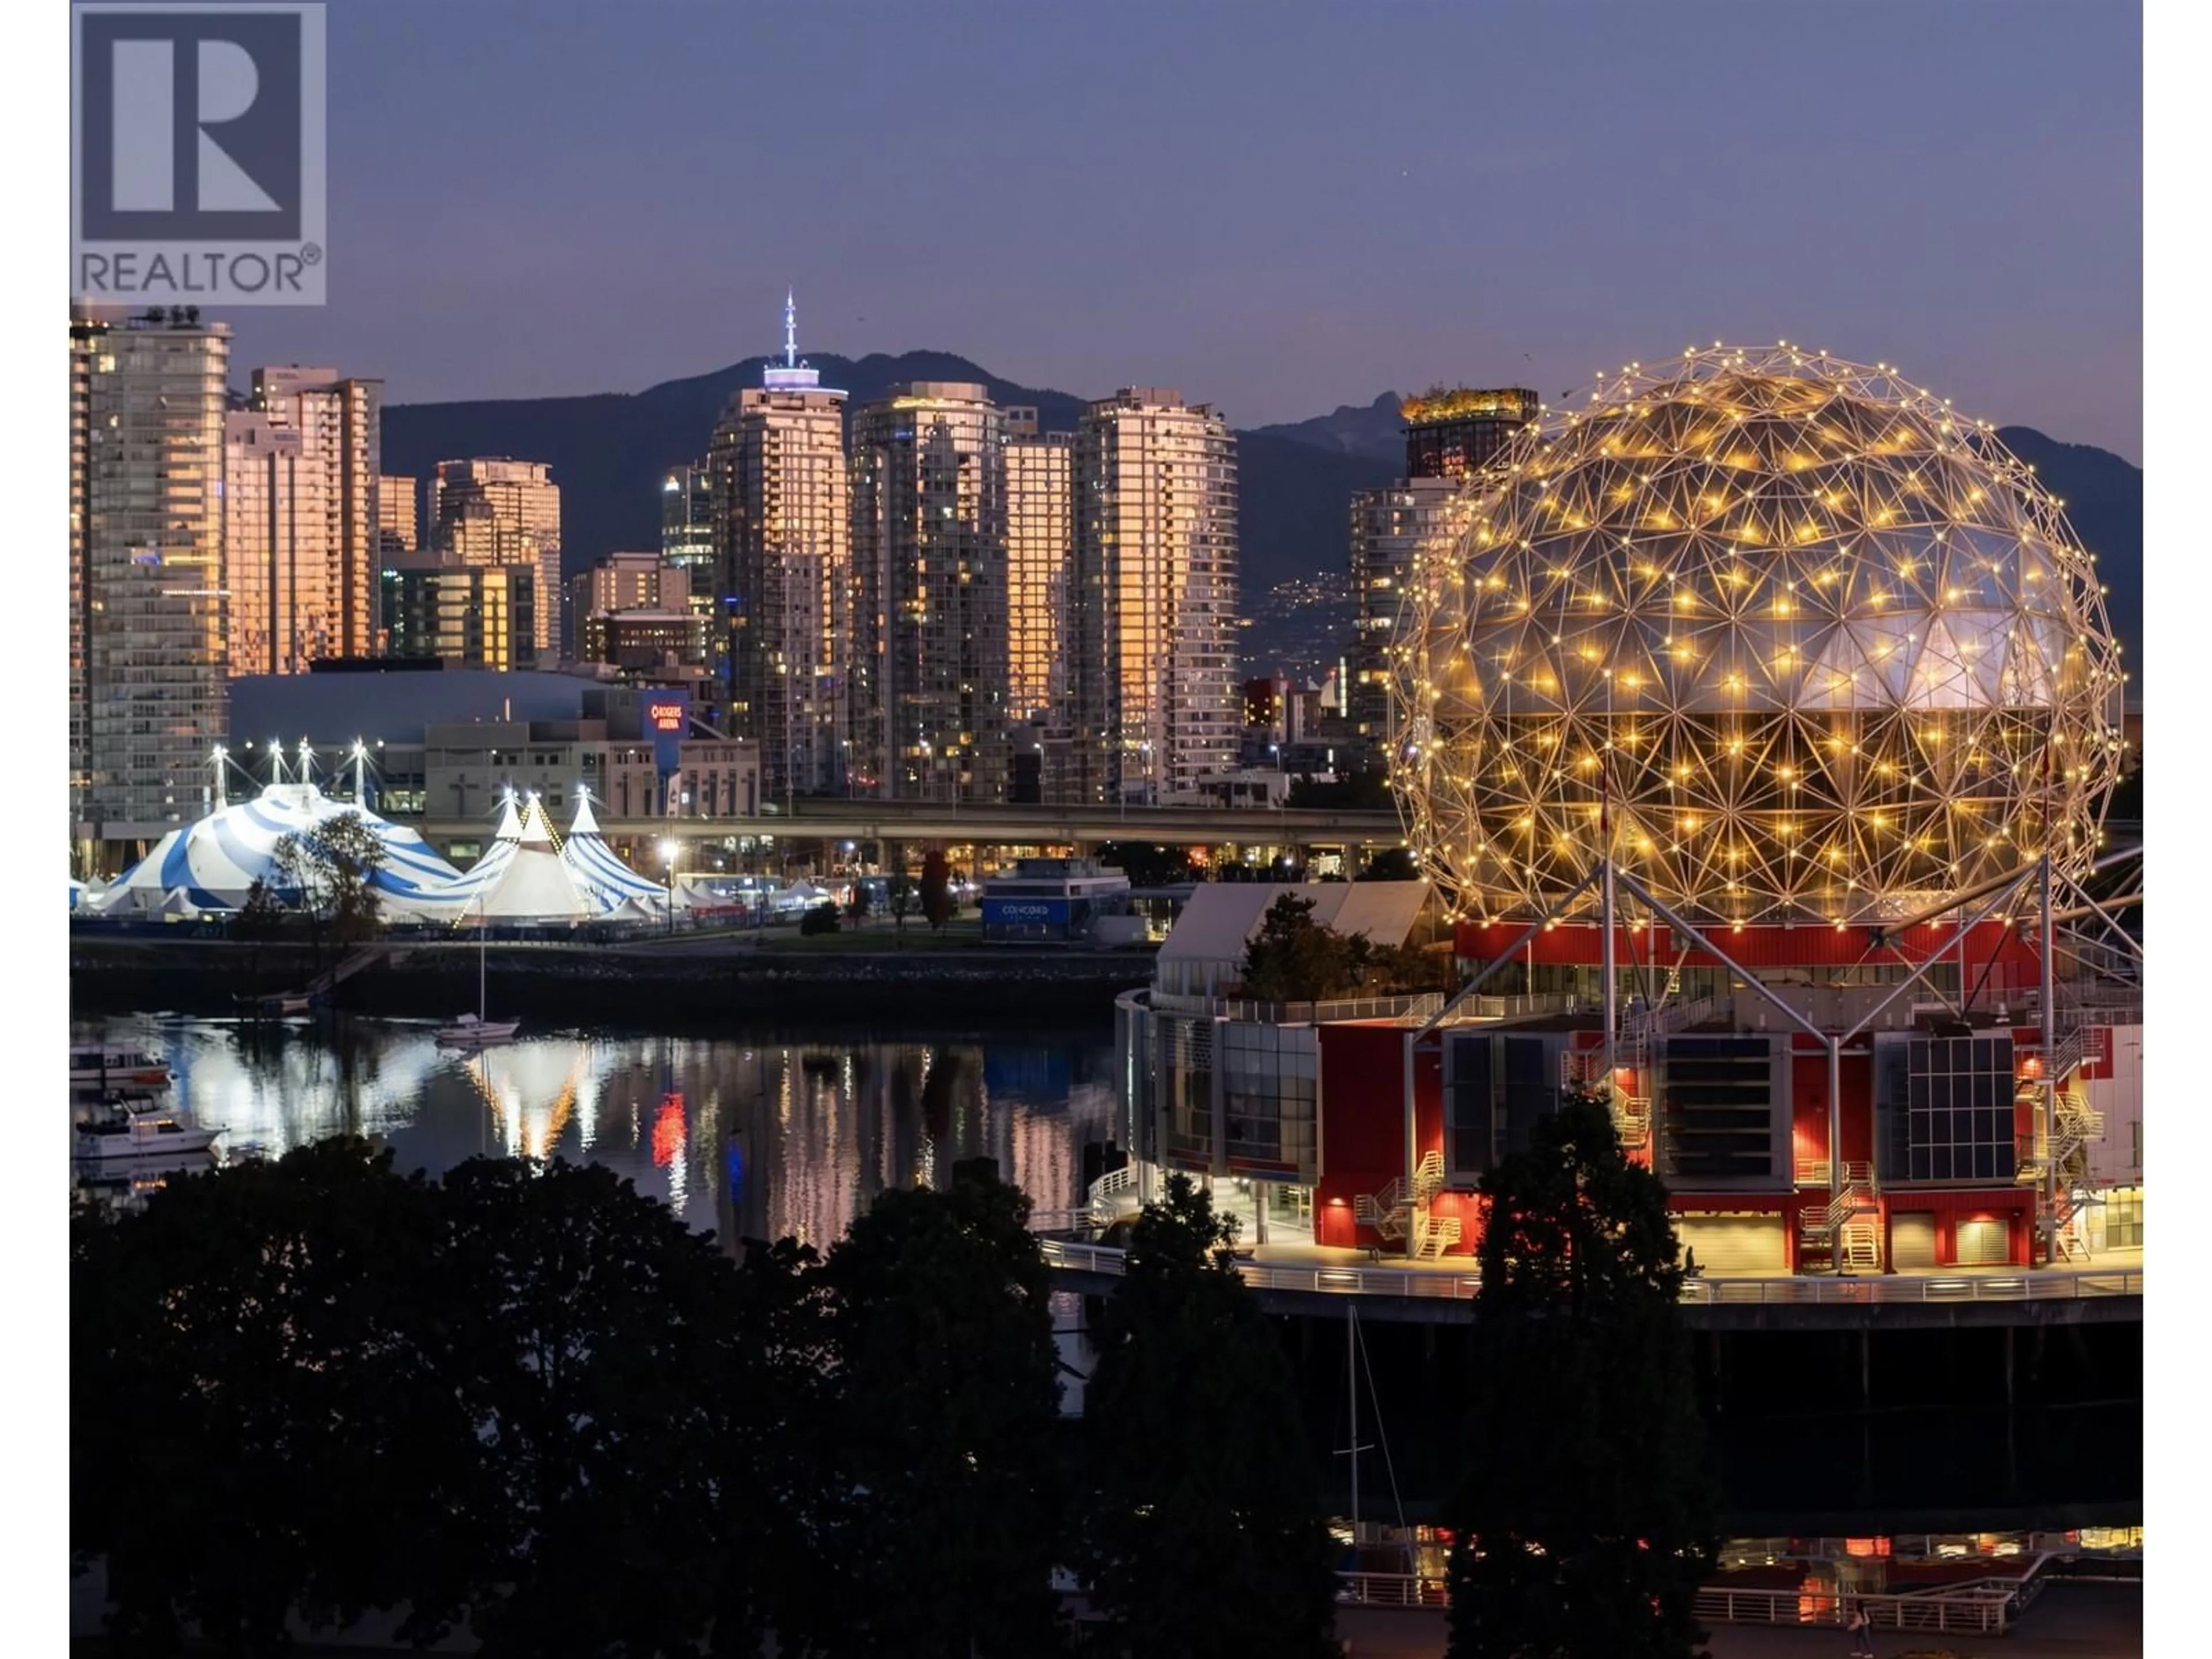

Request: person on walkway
left=1843, top=1600, right=1876, bottom=1659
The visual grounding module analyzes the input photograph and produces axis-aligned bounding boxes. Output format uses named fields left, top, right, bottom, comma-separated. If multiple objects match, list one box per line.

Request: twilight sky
left=228, top=0, right=2143, bottom=460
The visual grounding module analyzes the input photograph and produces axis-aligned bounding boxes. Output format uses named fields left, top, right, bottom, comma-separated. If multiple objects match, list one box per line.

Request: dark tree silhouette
left=805, top=1158, right=1067, bottom=1657
left=71, top=1141, right=482, bottom=1654
left=919, top=849, right=953, bottom=932
left=436, top=1158, right=773, bottom=1658
left=1444, top=1092, right=1718, bottom=1659
left=1080, top=1175, right=1339, bottom=1658
left=1239, top=893, right=1373, bottom=1002
left=71, top=1142, right=819, bottom=1659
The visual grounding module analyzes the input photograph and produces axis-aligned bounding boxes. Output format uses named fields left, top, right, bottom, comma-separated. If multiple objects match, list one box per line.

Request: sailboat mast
left=1348, top=1305, right=1359, bottom=1547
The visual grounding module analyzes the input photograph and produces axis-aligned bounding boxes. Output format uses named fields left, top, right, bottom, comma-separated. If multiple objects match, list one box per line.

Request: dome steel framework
left=1388, top=343, right=2127, bottom=925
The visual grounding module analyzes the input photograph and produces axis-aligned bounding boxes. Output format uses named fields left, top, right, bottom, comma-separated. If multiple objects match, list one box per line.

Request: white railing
left=1089, top=1164, right=1135, bottom=1206
left=1437, top=991, right=1585, bottom=1025
left=1335, top=1572, right=1449, bottom=1608
left=1148, top=990, right=1445, bottom=1025
left=1691, top=1585, right=2010, bottom=1634
left=1340, top=1577, right=2020, bottom=1631
left=1039, top=1240, right=2143, bottom=1307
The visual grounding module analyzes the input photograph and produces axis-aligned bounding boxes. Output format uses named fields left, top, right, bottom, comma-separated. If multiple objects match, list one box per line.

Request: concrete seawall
left=70, top=936, right=1149, bottom=1032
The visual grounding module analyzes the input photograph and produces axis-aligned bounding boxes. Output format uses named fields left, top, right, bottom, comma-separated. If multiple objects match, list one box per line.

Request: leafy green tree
left=435, top=1158, right=772, bottom=1658
left=1239, top=892, right=1375, bottom=1002
left=72, top=1140, right=483, bottom=1654
left=273, top=814, right=390, bottom=955
left=1359, top=847, right=1420, bottom=881
left=806, top=1158, right=1067, bottom=1657
left=1080, top=1175, right=1339, bottom=1658
left=920, top=849, right=954, bottom=933
left=232, top=876, right=289, bottom=942
left=1369, top=941, right=1455, bottom=994
left=712, top=1234, right=847, bottom=1655
left=1093, top=840, right=1198, bottom=888
left=73, top=1142, right=821, bottom=1659
left=1444, top=1091, right=1718, bottom=1659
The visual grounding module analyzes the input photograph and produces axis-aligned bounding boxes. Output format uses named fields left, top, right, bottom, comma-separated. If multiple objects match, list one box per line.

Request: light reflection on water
left=74, top=1015, right=1117, bottom=1250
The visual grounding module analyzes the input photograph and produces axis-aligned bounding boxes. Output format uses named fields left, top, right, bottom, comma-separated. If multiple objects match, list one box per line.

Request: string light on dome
left=1387, top=343, right=2122, bottom=926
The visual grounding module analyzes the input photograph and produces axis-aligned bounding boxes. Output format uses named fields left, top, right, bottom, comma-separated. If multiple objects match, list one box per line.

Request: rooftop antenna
left=784, top=287, right=798, bottom=369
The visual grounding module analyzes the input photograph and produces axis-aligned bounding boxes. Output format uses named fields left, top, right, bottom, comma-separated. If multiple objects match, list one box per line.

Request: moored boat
left=436, top=1013, right=521, bottom=1049
left=68, top=1047, right=171, bottom=1088
left=73, top=1093, right=224, bottom=1160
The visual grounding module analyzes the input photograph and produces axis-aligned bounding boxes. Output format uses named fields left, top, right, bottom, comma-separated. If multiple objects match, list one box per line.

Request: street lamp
left=660, top=838, right=678, bottom=935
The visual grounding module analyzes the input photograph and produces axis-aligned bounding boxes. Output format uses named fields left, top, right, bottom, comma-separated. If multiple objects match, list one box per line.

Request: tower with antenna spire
left=707, top=293, right=851, bottom=798
left=763, top=289, right=834, bottom=392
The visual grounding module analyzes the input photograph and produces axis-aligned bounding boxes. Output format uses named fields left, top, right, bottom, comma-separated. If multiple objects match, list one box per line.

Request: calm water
left=73, top=1013, right=2137, bottom=1535
left=73, top=1013, right=1118, bottom=1248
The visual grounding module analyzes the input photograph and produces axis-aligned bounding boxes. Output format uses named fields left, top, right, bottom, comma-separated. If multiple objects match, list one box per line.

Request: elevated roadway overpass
left=396, top=798, right=1409, bottom=853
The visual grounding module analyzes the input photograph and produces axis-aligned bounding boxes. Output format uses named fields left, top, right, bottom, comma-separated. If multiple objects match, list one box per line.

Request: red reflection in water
left=652, top=1093, right=685, bottom=1168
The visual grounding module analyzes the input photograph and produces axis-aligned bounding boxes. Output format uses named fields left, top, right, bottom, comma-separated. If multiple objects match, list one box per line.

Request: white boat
left=74, top=1095, right=224, bottom=1160
left=438, top=891, right=518, bottom=1048
left=437, top=1013, right=521, bottom=1048
left=69, top=1047, right=171, bottom=1088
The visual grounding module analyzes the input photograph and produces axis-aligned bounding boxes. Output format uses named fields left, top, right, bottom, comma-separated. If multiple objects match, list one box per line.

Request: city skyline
left=218, top=0, right=2141, bottom=463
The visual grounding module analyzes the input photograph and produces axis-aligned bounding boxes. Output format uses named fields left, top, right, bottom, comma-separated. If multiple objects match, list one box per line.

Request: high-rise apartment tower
left=708, top=295, right=850, bottom=800
left=849, top=381, right=1011, bottom=802
left=1070, top=389, right=1240, bottom=803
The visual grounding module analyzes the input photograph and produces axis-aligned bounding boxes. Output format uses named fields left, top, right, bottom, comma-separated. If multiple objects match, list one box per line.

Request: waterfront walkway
left=1043, top=1173, right=2145, bottom=1315
left=1043, top=1233, right=2144, bottom=1317
left=1335, top=1581, right=2141, bottom=1657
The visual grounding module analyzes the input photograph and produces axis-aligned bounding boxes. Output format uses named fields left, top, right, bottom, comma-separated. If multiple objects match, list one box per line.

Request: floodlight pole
left=1601, top=853, right=1618, bottom=1100
left=2041, top=851, right=2057, bottom=1266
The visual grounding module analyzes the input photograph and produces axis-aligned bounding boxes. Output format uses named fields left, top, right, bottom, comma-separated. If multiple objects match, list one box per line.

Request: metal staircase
left=1566, top=994, right=1721, bottom=1152
left=2012, top=1017, right=2107, bottom=1260
left=1562, top=1049, right=1651, bottom=1149
left=1796, top=1160, right=1878, bottom=1273
left=1355, top=1152, right=1452, bottom=1259
left=1087, top=1162, right=1138, bottom=1226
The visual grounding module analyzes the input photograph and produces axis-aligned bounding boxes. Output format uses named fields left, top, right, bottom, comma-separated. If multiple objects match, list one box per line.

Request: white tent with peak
left=559, top=789, right=672, bottom=911
left=389, top=795, right=597, bottom=925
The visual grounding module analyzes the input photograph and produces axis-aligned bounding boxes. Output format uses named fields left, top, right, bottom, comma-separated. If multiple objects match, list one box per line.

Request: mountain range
left=381, top=353, right=2141, bottom=671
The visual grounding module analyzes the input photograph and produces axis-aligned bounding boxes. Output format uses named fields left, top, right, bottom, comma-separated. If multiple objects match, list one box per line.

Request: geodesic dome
left=1388, top=343, right=2127, bottom=926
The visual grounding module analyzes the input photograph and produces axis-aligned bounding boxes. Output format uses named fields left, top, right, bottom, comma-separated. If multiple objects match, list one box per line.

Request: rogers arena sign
left=648, top=702, right=685, bottom=733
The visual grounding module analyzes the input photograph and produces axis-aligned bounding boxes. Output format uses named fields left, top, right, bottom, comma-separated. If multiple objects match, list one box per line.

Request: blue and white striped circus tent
left=381, top=794, right=524, bottom=919
left=559, top=789, right=671, bottom=911
left=388, top=795, right=597, bottom=924
left=94, top=781, right=467, bottom=914
left=467, top=796, right=597, bottom=921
